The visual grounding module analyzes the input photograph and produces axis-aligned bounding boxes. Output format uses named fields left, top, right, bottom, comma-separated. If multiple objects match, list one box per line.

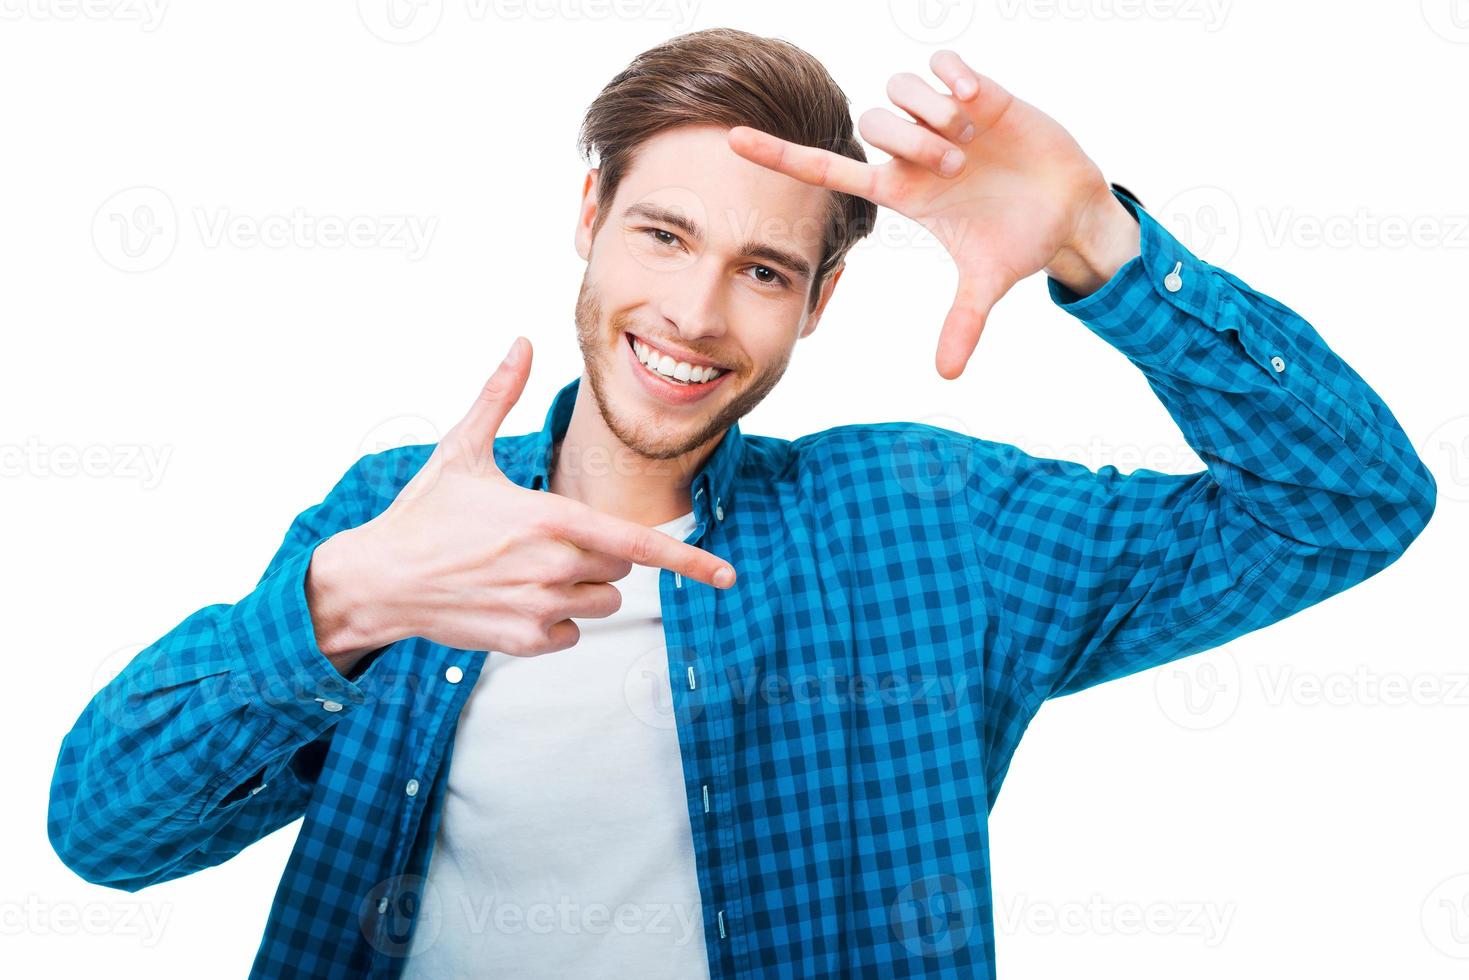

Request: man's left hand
left=727, top=50, right=1141, bottom=380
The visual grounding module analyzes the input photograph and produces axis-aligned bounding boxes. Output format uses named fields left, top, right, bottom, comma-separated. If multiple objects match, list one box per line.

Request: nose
left=654, top=253, right=729, bottom=345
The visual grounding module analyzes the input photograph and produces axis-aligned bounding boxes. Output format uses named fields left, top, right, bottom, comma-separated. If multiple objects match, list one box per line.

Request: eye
left=747, top=265, right=788, bottom=289
left=643, top=227, right=682, bottom=249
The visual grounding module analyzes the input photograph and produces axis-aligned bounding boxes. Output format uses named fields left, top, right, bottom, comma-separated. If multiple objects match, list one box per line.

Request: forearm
left=49, top=453, right=394, bottom=890
left=1048, top=188, right=1435, bottom=550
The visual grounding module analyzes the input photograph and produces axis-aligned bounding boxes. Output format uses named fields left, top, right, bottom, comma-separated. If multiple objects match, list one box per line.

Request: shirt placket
left=667, top=482, right=748, bottom=979
left=369, top=652, right=481, bottom=977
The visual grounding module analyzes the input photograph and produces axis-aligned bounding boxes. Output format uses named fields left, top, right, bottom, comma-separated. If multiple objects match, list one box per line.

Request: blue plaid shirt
left=49, top=189, right=1435, bottom=978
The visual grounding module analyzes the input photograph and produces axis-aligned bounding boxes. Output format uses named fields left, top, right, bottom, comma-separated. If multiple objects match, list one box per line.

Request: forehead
left=613, top=123, right=831, bottom=260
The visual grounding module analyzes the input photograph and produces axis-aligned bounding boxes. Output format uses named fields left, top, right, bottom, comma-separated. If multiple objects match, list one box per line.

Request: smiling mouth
left=626, top=333, right=730, bottom=386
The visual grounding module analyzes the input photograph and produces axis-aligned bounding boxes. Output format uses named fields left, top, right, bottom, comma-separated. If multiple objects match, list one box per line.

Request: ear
left=798, top=261, right=846, bottom=340
left=574, top=168, right=600, bottom=261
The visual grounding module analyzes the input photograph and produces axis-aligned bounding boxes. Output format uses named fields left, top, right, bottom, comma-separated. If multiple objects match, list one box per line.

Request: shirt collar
left=523, top=374, right=744, bottom=526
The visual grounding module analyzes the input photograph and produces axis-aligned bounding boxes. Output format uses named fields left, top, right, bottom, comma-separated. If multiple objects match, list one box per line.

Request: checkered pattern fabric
left=49, top=190, right=1435, bottom=977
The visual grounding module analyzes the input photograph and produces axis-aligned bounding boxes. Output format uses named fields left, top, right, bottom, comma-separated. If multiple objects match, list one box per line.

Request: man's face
left=573, top=123, right=843, bottom=463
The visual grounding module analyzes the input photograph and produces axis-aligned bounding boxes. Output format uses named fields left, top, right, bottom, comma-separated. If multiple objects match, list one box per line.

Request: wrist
left=306, top=525, right=403, bottom=674
left=1045, top=185, right=1141, bottom=298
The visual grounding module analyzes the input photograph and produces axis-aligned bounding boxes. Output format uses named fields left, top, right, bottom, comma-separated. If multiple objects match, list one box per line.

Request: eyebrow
left=622, top=202, right=814, bottom=284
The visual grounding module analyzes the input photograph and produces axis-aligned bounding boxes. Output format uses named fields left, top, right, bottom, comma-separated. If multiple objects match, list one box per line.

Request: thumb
left=935, top=268, right=1009, bottom=380
left=443, top=335, right=532, bottom=468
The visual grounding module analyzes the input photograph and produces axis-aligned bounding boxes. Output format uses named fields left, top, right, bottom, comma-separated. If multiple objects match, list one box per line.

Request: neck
left=547, top=373, right=722, bottom=527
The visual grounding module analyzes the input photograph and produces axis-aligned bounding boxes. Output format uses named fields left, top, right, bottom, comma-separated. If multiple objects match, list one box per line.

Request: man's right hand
left=306, top=335, right=737, bottom=671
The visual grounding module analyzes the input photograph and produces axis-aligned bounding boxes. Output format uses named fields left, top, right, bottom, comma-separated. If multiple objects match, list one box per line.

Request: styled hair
left=577, top=27, right=877, bottom=312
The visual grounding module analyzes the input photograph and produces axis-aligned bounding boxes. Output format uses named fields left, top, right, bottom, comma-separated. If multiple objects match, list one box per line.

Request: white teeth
left=632, top=337, right=724, bottom=384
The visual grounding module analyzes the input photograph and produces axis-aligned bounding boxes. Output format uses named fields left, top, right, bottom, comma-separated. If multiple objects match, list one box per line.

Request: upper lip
left=628, top=332, right=728, bottom=371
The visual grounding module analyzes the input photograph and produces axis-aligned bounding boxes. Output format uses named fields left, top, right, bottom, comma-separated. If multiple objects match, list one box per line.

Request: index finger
left=559, top=506, right=737, bottom=589
left=727, top=125, right=879, bottom=202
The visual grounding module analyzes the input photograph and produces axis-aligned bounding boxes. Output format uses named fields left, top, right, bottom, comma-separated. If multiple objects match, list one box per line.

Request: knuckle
left=524, top=587, right=561, bottom=625
left=543, top=548, right=581, bottom=583
left=623, top=531, right=654, bottom=567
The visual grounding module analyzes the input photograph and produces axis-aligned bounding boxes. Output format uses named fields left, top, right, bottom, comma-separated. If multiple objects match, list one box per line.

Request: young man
left=49, top=27, right=1435, bottom=980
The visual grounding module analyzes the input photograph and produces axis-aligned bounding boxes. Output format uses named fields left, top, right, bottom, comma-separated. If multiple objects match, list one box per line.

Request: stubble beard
left=572, top=271, right=791, bottom=463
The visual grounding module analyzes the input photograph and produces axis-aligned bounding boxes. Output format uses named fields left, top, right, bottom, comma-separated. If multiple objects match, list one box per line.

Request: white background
left=4, top=1, right=1467, bottom=977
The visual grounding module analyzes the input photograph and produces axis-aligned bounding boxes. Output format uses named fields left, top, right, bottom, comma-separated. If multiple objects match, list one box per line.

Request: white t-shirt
left=401, top=509, right=712, bottom=979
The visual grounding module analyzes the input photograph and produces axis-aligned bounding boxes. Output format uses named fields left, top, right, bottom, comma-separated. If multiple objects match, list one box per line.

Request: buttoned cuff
left=225, top=540, right=370, bottom=745
left=1047, top=187, right=1224, bottom=368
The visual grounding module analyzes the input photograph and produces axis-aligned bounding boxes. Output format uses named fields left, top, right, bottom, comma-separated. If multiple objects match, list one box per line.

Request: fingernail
left=715, top=566, right=735, bottom=588
left=940, top=150, right=965, bottom=177
left=959, top=122, right=975, bottom=143
left=505, top=336, right=523, bottom=365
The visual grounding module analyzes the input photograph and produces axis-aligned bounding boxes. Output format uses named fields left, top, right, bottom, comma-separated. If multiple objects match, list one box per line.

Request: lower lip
left=623, top=334, right=732, bottom=406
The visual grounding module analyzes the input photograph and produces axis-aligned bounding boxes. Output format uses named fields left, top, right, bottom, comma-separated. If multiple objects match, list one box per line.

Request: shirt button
left=445, top=665, right=464, bottom=684
left=405, top=778, right=420, bottom=797
left=715, top=498, right=724, bottom=521
left=321, top=699, right=343, bottom=712
left=1270, top=355, right=1286, bottom=373
left=1163, top=261, right=1184, bottom=293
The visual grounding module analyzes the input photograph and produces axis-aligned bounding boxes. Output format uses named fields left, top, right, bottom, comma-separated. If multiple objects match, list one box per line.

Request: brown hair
left=577, top=27, right=877, bottom=312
